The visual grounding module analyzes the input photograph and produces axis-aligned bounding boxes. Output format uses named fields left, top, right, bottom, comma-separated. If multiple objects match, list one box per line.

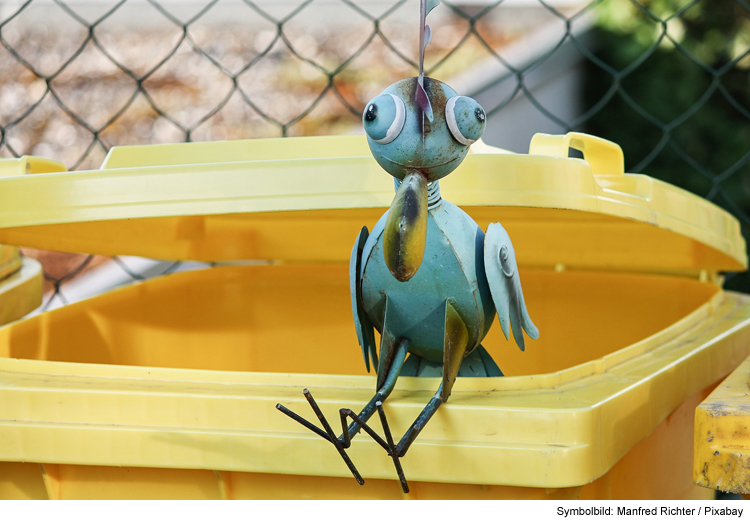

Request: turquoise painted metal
left=276, top=0, right=537, bottom=492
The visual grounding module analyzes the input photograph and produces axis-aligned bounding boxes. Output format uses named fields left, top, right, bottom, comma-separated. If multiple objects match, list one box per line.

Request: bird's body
left=276, top=0, right=537, bottom=493
left=359, top=194, right=494, bottom=364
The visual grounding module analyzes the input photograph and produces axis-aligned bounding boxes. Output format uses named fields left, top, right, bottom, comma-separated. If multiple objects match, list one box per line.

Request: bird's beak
left=383, top=171, right=428, bottom=282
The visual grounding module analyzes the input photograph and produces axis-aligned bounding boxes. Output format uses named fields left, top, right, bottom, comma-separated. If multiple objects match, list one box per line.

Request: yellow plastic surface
left=0, top=134, right=748, bottom=499
left=0, top=244, right=21, bottom=282
left=0, top=156, right=66, bottom=177
left=0, top=158, right=49, bottom=324
left=0, top=136, right=743, bottom=275
left=529, top=132, right=625, bottom=176
left=0, top=257, right=43, bottom=326
left=0, top=264, right=746, bottom=498
left=694, top=352, right=750, bottom=497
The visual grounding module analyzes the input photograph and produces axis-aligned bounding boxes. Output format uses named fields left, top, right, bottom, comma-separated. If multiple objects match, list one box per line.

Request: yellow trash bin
left=0, top=134, right=748, bottom=499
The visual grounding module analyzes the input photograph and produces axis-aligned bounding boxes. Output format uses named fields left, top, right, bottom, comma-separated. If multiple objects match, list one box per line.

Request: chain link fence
left=0, top=0, right=749, bottom=306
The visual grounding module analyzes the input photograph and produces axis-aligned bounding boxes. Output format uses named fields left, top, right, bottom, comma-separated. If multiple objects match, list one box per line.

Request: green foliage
left=584, top=0, right=750, bottom=291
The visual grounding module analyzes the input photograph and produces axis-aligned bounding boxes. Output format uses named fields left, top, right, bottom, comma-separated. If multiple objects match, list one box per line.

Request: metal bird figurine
left=276, top=0, right=538, bottom=493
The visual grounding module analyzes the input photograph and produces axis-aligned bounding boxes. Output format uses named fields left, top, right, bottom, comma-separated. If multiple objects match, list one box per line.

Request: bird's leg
left=275, top=337, right=409, bottom=484
left=335, top=294, right=409, bottom=446
left=339, top=337, right=409, bottom=445
left=339, top=332, right=416, bottom=492
left=347, top=377, right=443, bottom=494
left=395, top=390, right=444, bottom=457
left=343, top=399, right=411, bottom=492
left=374, top=301, right=469, bottom=461
left=386, top=345, right=503, bottom=456
left=359, top=382, right=444, bottom=492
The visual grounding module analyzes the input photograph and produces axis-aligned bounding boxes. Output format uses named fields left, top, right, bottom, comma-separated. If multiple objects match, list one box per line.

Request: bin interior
left=0, top=261, right=718, bottom=377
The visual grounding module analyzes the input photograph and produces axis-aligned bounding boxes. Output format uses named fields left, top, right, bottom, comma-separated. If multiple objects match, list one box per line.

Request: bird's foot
left=376, top=401, right=410, bottom=493
left=277, top=390, right=411, bottom=493
left=344, top=400, right=409, bottom=493
left=276, top=388, right=364, bottom=485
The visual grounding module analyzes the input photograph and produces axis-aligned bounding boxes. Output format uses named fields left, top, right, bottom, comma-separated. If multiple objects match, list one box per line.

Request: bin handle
left=0, top=156, right=67, bottom=177
left=529, top=132, right=624, bottom=176
left=20, top=156, right=67, bottom=175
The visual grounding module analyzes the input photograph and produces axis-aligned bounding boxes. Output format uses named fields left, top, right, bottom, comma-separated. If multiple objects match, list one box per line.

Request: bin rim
left=1, top=277, right=748, bottom=488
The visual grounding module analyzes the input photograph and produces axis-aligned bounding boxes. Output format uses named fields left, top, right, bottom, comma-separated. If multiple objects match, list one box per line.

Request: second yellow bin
left=0, top=134, right=748, bottom=499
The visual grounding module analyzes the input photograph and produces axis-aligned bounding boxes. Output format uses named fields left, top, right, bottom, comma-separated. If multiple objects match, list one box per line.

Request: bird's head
left=363, top=77, right=486, bottom=181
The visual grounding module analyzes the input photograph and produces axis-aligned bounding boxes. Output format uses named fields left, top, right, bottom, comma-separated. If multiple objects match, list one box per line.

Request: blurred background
left=0, top=0, right=749, bottom=307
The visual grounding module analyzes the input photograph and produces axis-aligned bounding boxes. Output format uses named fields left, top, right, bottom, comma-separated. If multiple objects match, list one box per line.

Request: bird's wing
left=350, top=226, right=378, bottom=371
left=484, top=222, right=539, bottom=351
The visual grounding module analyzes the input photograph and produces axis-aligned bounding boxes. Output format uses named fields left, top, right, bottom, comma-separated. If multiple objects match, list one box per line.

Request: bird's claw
left=277, top=390, right=410, bottom=493
left=276, top=389, right=364, bottom=485
left=375, top=401, right=410, bottom=493
left=345, top=400, right=410, bottom=493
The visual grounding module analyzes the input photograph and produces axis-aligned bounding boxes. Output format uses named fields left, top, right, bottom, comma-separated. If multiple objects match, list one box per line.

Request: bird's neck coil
left=394, top=178, right=442, bottom=209
left=426, top=180, right=441, bottom=209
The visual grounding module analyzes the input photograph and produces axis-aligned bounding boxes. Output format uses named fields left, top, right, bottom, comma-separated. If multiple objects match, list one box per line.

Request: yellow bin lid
left=0, top=133, right=744, bottom=275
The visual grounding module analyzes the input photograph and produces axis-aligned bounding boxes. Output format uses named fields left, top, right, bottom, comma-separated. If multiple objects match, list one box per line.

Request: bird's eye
left=363, top=94, right=406, bottom=144
left=446, top=96, right=486, bottom=146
